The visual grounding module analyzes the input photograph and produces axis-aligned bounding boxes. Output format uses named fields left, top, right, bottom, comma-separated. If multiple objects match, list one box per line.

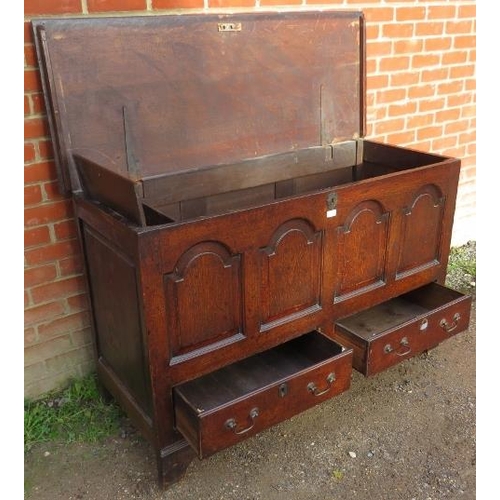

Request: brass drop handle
left=440, top=312, right=461, bottom=333
left=307, top=372, right=335, bottom=396
left=396, top=336, right=411, bottom=356
left=225, top=407, right=259, bottom=435
left=384, top=337, right=411, bottom=357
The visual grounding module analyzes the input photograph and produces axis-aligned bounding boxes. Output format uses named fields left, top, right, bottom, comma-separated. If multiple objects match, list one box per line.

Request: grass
left=24, top=374, right=123, bottom=452
left=445, top=240, right=476, bottom=294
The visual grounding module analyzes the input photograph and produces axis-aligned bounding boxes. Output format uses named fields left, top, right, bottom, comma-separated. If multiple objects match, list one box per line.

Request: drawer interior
left=336, top=283, right=467, bottom=340
left=174, top=330, right=344, bottom=414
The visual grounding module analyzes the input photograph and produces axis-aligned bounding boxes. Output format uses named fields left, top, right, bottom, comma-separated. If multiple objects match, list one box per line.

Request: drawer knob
left=307, top=372, right=335, bottom=396
left=440, top=312, right=461, bottom=333
left=225, top=407, right=259, bottom=435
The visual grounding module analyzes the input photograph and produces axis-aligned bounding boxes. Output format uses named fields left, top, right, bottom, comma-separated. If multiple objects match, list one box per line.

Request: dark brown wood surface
left=131, top=145, right=460, bottom=388
left=141, top=145, right=357, bottom=207
left=32, top=11, right=363, bottom=193
left=83, top=225, right=151, bottom=413
left=75, top=155, right=146, bottom=226
left=71, top=136, right=466, bottom=488
left=32, top=10, right=470, bottom=490
left=174, top=332, right=352, bottom=458
left=333, top=283, right=472, bottom=376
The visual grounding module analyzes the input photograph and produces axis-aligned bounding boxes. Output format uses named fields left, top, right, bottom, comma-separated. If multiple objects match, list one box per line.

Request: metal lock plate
left=326, top=192, right=337, bottom=218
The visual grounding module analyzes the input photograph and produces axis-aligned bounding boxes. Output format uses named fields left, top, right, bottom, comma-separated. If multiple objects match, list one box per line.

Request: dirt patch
left=25, top=302, right=475, bottom=500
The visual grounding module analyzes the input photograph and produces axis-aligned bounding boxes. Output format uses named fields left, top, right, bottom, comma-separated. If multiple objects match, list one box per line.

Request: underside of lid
left=33, top=10, right=365, bottom=193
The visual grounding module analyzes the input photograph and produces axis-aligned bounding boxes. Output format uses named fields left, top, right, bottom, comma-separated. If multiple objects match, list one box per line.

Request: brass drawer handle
left=384, top=337, right=411, bottom=357
left=396, top=336, right=411, bottom=357
left=225, top=407, right=259, bottom=435
left=307, top=372, right=335, bottom=396
left=440, top=312, right=461, bottom=333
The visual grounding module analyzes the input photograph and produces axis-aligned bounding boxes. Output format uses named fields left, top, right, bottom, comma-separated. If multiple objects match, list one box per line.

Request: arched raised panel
left=397, top=184, right=444, bottom=278
left=335, top=200, right=389, bottom=302
left=164, top=241, right=243, bottom=362
left=259, top=219, right=322, bottom=331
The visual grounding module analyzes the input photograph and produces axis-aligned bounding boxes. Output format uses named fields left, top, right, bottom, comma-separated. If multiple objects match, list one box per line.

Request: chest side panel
left=82, top=225, right=151, bottom=415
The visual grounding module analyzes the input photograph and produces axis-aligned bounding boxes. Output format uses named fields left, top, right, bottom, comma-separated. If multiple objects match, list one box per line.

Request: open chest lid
left=33, top=10, right=365, bottom=193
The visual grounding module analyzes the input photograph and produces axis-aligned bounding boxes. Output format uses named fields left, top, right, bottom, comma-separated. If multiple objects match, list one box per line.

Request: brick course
left=87, top=0, right=147, bottom=12
left=24, top=0, right=476, bottom=399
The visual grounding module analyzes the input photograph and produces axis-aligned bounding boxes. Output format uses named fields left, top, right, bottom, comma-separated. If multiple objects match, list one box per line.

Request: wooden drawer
left=173, top=331, right=352, bottom=458
left=333, top=283, right=472, bottom=376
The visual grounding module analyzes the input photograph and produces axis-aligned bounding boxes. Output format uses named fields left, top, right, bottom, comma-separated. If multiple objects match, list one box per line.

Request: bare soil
left=24, top=300, right=475, bottom=500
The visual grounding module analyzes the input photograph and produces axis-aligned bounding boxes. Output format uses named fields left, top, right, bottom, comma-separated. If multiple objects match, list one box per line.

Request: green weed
left=331, top=469, right=344, bottom=481
left=24, top=374, right=122, bottom=452
left=446, top=241, right=476, bottom=294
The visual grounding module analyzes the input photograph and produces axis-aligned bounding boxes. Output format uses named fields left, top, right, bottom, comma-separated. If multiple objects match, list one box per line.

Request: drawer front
left=174, top=338, right=352, bottom=458
left=334, top=283, right=472, bottom=377
left=367, top=324, right=421, bottom=376
left=367, top=292, right=471, bottom=376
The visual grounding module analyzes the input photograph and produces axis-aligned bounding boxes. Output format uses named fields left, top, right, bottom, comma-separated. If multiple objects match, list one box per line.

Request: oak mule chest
left=32, top=10, right=472, bottom=488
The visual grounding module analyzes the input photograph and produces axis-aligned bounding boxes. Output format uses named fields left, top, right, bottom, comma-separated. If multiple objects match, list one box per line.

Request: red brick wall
left=24, top=0, right=476, bottom=398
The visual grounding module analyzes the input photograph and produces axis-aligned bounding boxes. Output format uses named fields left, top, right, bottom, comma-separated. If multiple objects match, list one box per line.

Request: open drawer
left=332, top=283, right=472, bottom=376
left=173, top=331, right=352, bottom=458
